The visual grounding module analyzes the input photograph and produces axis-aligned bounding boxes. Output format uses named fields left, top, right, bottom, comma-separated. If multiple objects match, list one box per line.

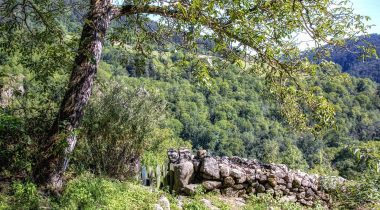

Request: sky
left=351, top=0, right=380, bottom=34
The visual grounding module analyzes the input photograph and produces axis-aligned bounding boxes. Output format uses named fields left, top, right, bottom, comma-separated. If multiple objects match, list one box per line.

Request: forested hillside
left=1, top=0, right=379, bottom=209
left=316, top=33, right=380, bottom=83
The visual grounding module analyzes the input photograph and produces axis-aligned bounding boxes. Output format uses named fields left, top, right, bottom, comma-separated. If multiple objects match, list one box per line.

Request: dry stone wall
left=166, top=148, right=338, bottom=207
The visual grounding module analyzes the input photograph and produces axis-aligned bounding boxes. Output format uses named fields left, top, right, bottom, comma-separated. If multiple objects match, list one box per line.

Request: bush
left=0, top=113, right=32, bottom=178
left=331, top=173, right=380, bottom=209
left=11, top=182, right=40, bottom=210
left=59, top=173, right=161, bottom=210
left=75, top=83, right=166, bottom=178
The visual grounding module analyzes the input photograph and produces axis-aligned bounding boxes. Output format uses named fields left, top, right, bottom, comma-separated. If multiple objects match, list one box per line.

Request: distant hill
left=315, top=34, right=380, bottom=83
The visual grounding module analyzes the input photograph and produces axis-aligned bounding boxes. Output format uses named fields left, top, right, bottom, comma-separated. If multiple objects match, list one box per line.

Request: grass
left=0, top=172, right=375, bottom=210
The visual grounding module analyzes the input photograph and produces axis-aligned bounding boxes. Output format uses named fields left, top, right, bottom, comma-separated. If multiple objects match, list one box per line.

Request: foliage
left=320, top=34, right=380, bottom=83
left=0, top=174, right=173, bottom=210
left=75, top=83, right=167, bottom=178
left=142, top=127, right=192, bottom=166
left=0, top=53, right=66, bottom=178
left=59, top=173, right=162, bottom=210
left=331, top=173, right=380, bottom=209
left=333, top=141, right=380, bottom=179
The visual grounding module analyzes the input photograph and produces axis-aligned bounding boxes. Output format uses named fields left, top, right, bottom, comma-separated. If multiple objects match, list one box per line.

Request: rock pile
left=166, top=148, right=332, bottom=206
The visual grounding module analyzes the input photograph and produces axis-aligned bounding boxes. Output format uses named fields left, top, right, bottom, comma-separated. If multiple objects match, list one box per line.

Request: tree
left=0, top=0, right=371, bottom=190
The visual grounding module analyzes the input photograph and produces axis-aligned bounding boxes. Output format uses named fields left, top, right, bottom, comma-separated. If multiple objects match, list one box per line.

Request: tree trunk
left=34, top=0, right=113, bottom=191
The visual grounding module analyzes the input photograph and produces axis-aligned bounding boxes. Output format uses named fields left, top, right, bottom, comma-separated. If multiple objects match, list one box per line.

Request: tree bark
left=34, top=0, right=113, bottom=191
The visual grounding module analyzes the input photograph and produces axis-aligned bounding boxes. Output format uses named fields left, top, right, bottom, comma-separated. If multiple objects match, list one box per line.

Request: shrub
left=59, top=173, right=161, bottom=210
left=331, top=173, right=380, bottom=209
left=75, top=84, right=167, bottom=178
left=7, top=182, right=41, bottom=210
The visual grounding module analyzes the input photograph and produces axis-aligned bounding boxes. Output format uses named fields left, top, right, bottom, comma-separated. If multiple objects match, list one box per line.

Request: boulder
left=219, top=164, right=230, bottom=177
left=200, top=199, right=220, bottom=210
left=179, top=148, right=192, bottom=162
left=280, top=195, right=297, bottom=203
left=173, top=161, right=194, bottom=192
left=200, top=157, right=220, bottom=179
left=221, top=187, right=239, bottom=197
left=192, top=159, right=201, bottom=172
left=230, top=168, right=246, bottom=183
left=268, top=177, right=277, bottom=187
left=292, top=176, right=302, bottom=188
left=202, top=181, right=222, bottom=190
left=246, top=186, right=256, bottom=194
left=183, top=184, right=199, bottom=195
left=158, top=196, right=170, bottom=210
left=301, top=177, right=311, bottom=188
left=154, top=204, right=164, bottom=210
left=197, top=150, right=207, bottom=159
left=168, top=149, right=179, bottom=163
left=232, top=184, right=245, bottom=190
left=223, top=176, right=235, bottom=187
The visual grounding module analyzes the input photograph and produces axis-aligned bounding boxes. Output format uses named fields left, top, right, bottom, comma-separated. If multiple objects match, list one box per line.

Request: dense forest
left=0, top=0, right=379, bottom=209
left=317, top=33, right=380, bottom=83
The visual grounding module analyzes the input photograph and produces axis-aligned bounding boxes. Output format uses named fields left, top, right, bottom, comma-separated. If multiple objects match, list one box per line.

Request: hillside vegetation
left=316, top=34, right=380, bottom=83
left=0, top=0, right=379, bottom=209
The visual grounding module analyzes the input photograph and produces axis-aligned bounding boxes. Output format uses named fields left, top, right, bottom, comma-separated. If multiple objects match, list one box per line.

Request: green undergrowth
left=0, top=173, right=378, bottom=210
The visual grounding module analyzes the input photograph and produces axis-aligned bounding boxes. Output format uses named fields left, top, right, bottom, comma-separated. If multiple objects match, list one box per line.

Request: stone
left=286, top=182, right=293, bottom=189
left=274, top=189, right=283, bottom=197
left=158, top=196, right=170, bottom=210
left=284, top=174, right=293, bottom=183
left=219, top=164, right=230, bottom=177
left=230, top=156, right=244, bottom=164
left=235, top=197, right=246, bottom=207
left=301, top=178, right=311, bottom=188
left=168, top=149, right=179, bottom=163
left=212, top=188, right=221, bottom=194
left=232, top=184, right=245, bottom=190
left=230, top=168, right=245, bottom=179
left=177, top=195, right=185, bottom=209
left=230, top=168, right=246, bottom=183
left=306, top=188, right=315, bottom=197
left=268, top=177, right=277, bottom=187
left=257, top=174, right=267, bottom=183
left=221, top=187, right=239, bottom=197
left=202, top=181, right=222, bottom=190
left=223, top=176, right=235, bottom=187
left=299, top=199, right=313, bottom=206
left=277, top=178, right=285, bottom=185
left=297, top=192, right=306, bottom=200
left=280, top=195, right=297, bottom=203
left=256, top=184, right=266, bottom=193
left=183, top=184, right=199, bottom=195
left=173, top=161, right=194, bottom=192
left=264, top=183, right=272, bottom=190
left=247, top=186, right=256, bottom=194
left=154, top=204, right=164, bottom=210
left=266, top=188, right=274, bottom=195
left=292, top=176, right=302, bottom=188
left=192, top=159, right=201, bottom=172
left=200, top=157, right=220, bottom=179
left=237, top=189, right=247, bottom=197
left=247, top=174, right=256, bottom=183
left=179, top=148, right=192, bottom=162
left=197, top=150, right=207, bottom=159
left=200, top=199, right=220, bottom=210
